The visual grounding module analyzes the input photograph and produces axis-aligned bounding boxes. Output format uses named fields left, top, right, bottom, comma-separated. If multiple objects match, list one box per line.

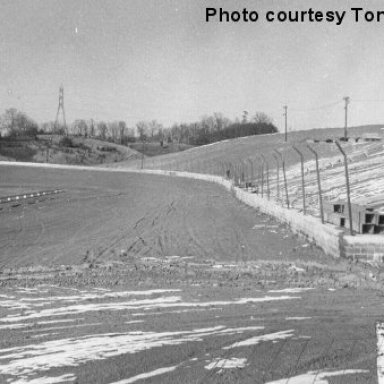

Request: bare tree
left=73, top=119, right=88, bottom=136
left=108, top=122, right=120, bottom=142
left=148, top=120, right=163, bottom=140
left=0, top=108, right=38, bottom=136
left=136, top=121, right=148, bottom=141
left=97, top=121, right=108, bottom=139
left=89, top=119, right=95, bottom=137
left=118, top=121, right=127, bottom=143
left=242, top=110, right=248, bottom=124
left=252, top=112, right=273, bottom=125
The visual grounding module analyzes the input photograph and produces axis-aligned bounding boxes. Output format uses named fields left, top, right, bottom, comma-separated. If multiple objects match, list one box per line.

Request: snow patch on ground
left=9, top=373, right=77, bottom=384
left=108, top=366, right=178, bottom=384
left=0, top=295, right=300, bottom=323
left=268, top=288, right=314, bottom=294
left=0, top=323, right=28, bottom=330
left=36, top=318, right=82, bottom=325
left=223, top=330, right=294, bottom=349
left=0, top=325, right=265, bottom=380
left=0, top=289, right=182, bottom=313
left=285, top=317, right=312, bottom=321
left=265, top=369, right=370, bottom=383
left=204, top=357, right=248, bottom=371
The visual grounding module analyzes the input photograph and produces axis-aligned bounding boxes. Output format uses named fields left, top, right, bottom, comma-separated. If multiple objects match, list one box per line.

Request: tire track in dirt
left=0, top=200, right=63, bottom=268
left=0, top=206, right=27, bottom=268
left=181, top=199, right=210, bottom=259
left=91, top=198, right=180, bottom=261
left=13, top=204, right=47, bottom=267
left=133, top=199, right=180, bottom=259
left=62, top=194, right=110, bottom=262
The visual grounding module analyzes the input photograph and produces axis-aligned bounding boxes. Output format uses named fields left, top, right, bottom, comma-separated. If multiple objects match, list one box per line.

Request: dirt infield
left=0, top=283, right=380, bottom=384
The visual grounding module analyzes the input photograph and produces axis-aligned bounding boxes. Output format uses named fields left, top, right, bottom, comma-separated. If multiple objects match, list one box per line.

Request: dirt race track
left=0, top=165, right=327, bottom=268
left=1, top=164, right=384, bottom=383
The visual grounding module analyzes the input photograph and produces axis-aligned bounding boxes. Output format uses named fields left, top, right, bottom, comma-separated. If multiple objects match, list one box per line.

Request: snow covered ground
left=0, top=284, right=376, bottom=383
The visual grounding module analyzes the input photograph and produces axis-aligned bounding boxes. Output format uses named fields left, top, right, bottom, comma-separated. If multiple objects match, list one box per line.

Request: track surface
left=0, top=165, right=326, bottom=268
left=0, top=164, right=383, bottom=384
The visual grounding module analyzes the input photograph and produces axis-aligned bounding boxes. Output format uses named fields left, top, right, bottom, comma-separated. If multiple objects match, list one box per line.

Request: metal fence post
left=261, top=154, right=270, bottom=199
left=273, top=153, right=280, bottom=201
left=247, top=158, right=254, bottom=185
left=219, top=161, right=224, bottom=177
left=230, top=162, right=235, bottom=182
left=307, top=144, right=324, bottom=224
left=256, top=165, right=260, bottom=194
left=335, top=141, right=354, bottom=235
left=226, top=162, right=231, bottom=178
left=239, top=160, right=245, bottom=186
left=234, top=162, right=239, bottom=186
left=259, top=157, right=264, bottom=197
left=239, top=160, right=244, bottom=185
left=292, top=146, right=306, bottom=215
left=274, top=149, right=290, bottom=208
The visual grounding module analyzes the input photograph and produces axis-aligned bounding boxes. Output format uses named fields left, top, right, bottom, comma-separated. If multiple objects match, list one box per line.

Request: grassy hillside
left=128, top=142, right=194, bottom=157
left=112, top=124, right=384, bottom=171
left=0, top=135, right=142, bottom=165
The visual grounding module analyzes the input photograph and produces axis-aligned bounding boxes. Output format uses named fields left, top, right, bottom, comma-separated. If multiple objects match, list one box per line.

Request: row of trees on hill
left=0, top=108, right=39, bottom=137
left=156, top=112, right=277, bottom=145
left=134, top=112, right=277, bottom=145
left=0, top=109, right=136, bottom=144
left=41, top=119, right=136, bottom=144
left=0, top=108, right=278, bottom=145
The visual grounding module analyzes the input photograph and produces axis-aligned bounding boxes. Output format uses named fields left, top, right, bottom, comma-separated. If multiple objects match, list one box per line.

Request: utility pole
left=141, top=139, right=145, bottom=169
left=54, top=85, right=67, bottom=136
left=90, top=119, right=95, bottom=137
left=283, top=105, right=288, bottom=142
left=343, top=96, right=350, bottom=140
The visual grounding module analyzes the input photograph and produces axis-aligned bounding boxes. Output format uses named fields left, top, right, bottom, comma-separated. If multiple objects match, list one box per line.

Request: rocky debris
left=1, top=254, right=384, bottom=293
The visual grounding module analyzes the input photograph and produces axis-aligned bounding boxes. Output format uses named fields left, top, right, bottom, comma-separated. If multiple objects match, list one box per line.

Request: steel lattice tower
left=54, top=85, right=67, bottom=135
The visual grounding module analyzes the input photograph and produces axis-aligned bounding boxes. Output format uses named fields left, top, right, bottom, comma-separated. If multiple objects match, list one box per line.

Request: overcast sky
left=2, top=0, right=384, bottom=131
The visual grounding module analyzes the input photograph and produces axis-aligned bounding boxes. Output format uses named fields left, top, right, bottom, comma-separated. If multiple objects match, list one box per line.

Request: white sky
left=1, top=0, right=384, bottom=131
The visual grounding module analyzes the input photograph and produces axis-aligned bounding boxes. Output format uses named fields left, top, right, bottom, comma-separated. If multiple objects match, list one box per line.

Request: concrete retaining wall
left=342, top=235, right=384, bottom=263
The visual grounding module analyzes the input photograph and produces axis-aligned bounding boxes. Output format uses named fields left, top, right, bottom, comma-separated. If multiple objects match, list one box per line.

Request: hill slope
left=112, top=124, right=384, bottom=170
left=0, top=135, right=142, bottom=165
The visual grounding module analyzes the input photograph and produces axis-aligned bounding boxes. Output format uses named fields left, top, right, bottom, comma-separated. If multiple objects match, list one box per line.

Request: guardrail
left=0, top=189, right=64, bottom=204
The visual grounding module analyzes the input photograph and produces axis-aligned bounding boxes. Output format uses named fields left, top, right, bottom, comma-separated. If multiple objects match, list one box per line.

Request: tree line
left=0, top=108, right=278, bottom=145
